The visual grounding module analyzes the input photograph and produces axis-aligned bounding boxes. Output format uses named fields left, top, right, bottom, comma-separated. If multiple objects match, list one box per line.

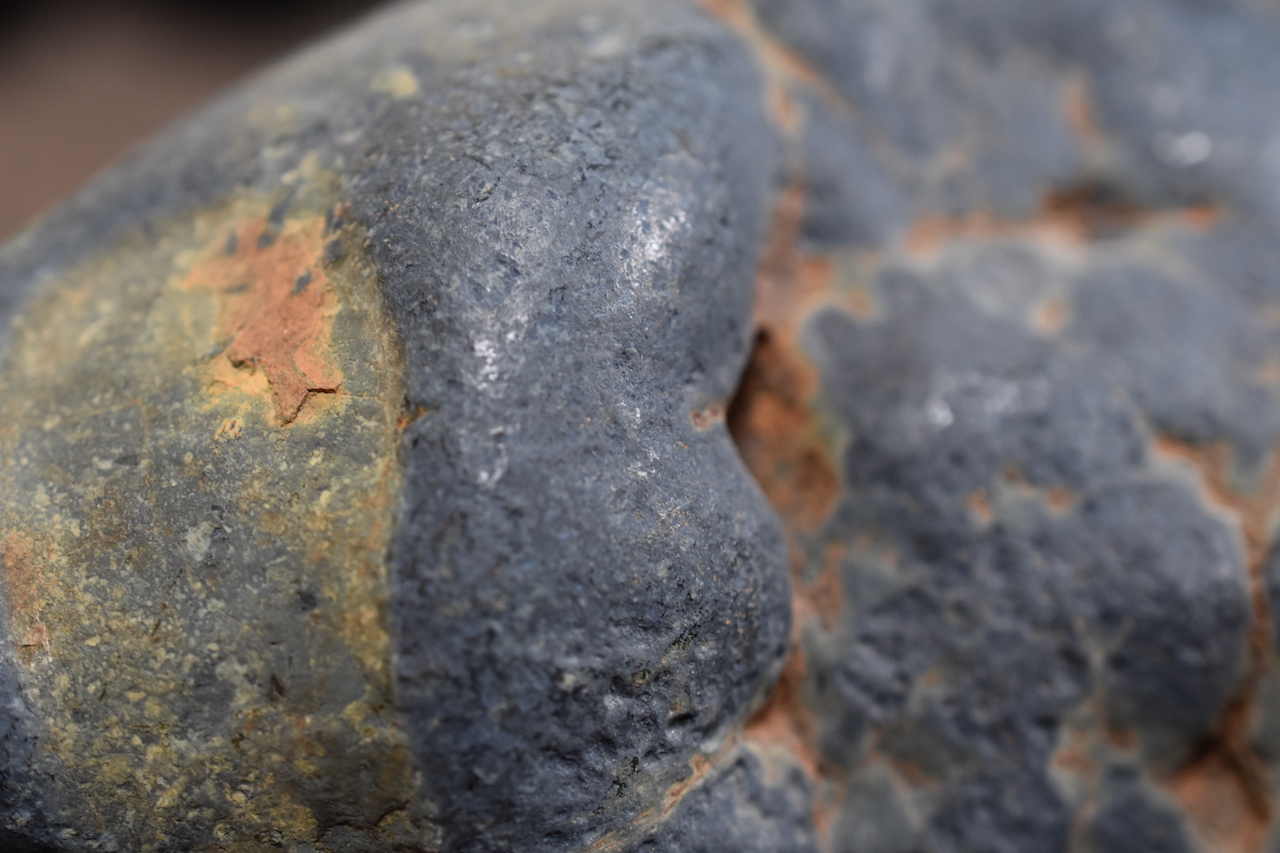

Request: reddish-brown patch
left=1034, top=298, right=1069, bottom=336
left=728, top=331, right=839, bottom=535
left=681, top=17, right=854, bottom=825
left=885, top=755, right=932, bottom=789
left=768, top=84, right=801, bottom=136
left=663, top=754, right=714, bottom=816
left=866, top=730, right=938, bottom=791
left=701, top=13, right=846, bottom=541
left=906, top=185, right=1222, bottom=258
left=727, top=185, right=841, bottom=536
left=1, top=535, right=41, bottom=621
left=1155, top=437, right=1279, bottom=847
left=907, top=209, right=1072, bottom=256
left=966, top=489, right=993, bottom=526
left=699, top=0, right=852, bottom=123
left=396, top=404, right=431, bottom=431
left=846, top=287, right=875, bottom=319
left=1104, top=724, right=1137, bottom=751
left=677, top=18, right=855, bottom=837
left=999, top=468, right=1078, bottom=515
left=1043, top=184, right=1219, bottom=238
left=750, top=185, right=835, bottom=330
left=1170, top=751, right=1271, bottom=853
left=1255, top=357, right=1280, bottom=387
left=690, top=403, right=726, bottom=431
left=743, top=645, right=834, bottom=836
left=1184, top=204, right=1223, bottom=231
left=784, top=542, right=847, bottom=636
left=182, top=212, right=342, bottom=423
left=20, top=621, right=48, bottom=650
left=589, top=832, right=620, bottom=852
left=1045, top=487, right=1076, bottom=513
left=1063, top=76, right=1104, bottom=147
left=0, top=534, right=52, bottom=650
left=1052, top=727, right=1099, bottom=780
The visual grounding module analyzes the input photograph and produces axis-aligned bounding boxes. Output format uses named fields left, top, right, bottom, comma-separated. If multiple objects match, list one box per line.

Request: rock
left=726, top=0, right=1280, bottom=851
left=7, top=0, right=1280, bottom=851
left=0, top=2, right=794, bottom=850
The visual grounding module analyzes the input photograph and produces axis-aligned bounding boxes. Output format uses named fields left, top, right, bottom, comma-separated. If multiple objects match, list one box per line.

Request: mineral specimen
left=4, top=0, right=1280, bottom=852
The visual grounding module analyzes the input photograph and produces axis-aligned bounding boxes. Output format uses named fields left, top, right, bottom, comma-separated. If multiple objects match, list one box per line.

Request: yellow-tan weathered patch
left=372, top=65, right=421, bottom=99
left=0, top=174, right=430, bottom=850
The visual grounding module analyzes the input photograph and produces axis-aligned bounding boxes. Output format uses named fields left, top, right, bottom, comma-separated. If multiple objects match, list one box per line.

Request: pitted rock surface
left=5, top=0, right=1280, bottom=852
left=723, top=0, right=1280, bottom=851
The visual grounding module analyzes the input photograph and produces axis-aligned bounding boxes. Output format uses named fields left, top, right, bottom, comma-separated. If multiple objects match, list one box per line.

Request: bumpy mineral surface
left=3, top=0, right=1280, bottom=851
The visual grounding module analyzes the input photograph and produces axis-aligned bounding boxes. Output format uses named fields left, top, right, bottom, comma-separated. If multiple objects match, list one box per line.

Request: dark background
left=0, top=0, right=383, bottom=242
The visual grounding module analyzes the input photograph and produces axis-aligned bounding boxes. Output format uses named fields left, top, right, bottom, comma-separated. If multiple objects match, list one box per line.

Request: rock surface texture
left=2, top=0, right=1280, bottom=852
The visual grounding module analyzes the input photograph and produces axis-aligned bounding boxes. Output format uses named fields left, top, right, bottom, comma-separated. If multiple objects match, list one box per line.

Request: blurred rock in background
left=0, top=0, right=381, bottom=241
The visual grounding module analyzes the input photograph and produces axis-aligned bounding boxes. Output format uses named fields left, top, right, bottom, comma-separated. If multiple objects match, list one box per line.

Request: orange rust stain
left=214, top=417, right=244, bottom=442
left=1045, top=487, right=1076, bottom=513
left=796, top=542, right=846, bottom=634
left=203, top=354, right=273, bottom=408
left=1154, top=437, right=1279, bottom=847
left=1184, top=203, right=1223, bottom=231
left=988, top=476, right=1076, bottom=516
left=1043, top=184, right=1219, bottom=237
left=1034, top=298, right=1069, bottom=336
left=1063, top=76, right=1104, bottom=147
left=21, top=621, right=48, bottom=650
left=993, top=466, right=1075, bottom=512
left=1052, top=729, right=1099, bottom=780
left=181, top=213, right=342, bottom=423
left=846, top=287, right=875, bottom=319
left=664, top=10, right=853, bottom=823
left=706, top=0, right=849, bottom=542
left=0, top=535, right=53, bottom=651
left=917, top=667, right=941, bottom=689
left=866, top=735, right=937, bottom=791
left=396, top=404, right=431, bottom=432
left=743, top=644, right=835, bottom=839
left=728, top=330, right=839, bottom=535
left=663, top=753, right=713, bottom=816
left=590, top=830, right=624, bottom=852
left=906, top=186, right=1222, bottom=258
left=690, top=402, right=726, bottom=431
left=699, top=0, right=852, bottom=126
left=706, top=87, right=848, bottom=835
left=1255, top=358, right=1280, bottom=387
left=751, top=184, right=834, bottom=330
left=728, top=185, right=840, bottom=537
left=1, top=535, right=43, bottom=621
left=1171, top=751, right=1271, bottom=853
left=1104, top=724, right=1136, bottom=750
left=768, top=83, right=801, bottom=136
left=967, top=489, right=994, bottom=526
left=885, top=755, right=932, bottom=789
left=594, top=738, right=741, bottom=853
